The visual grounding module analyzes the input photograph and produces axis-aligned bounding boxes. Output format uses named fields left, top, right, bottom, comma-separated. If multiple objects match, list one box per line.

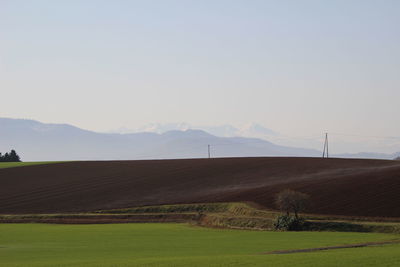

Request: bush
left=274, top=215, right=305, bottom=231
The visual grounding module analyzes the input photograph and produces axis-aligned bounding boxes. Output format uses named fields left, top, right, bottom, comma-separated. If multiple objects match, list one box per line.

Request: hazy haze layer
left=1, top=0, right=399, bottom=149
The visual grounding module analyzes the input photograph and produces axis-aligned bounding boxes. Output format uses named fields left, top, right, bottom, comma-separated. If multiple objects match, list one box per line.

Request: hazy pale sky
left=1, top=0, right=399, bottom=138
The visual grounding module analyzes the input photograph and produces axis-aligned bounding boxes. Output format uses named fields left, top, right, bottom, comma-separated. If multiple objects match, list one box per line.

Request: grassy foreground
left=0, top=223, right=399, bottom=266
left=0, top=161, right=63, bottom=169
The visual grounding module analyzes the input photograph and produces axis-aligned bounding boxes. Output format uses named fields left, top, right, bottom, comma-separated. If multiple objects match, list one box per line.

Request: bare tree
left=275, top=189, right=310, bottom=218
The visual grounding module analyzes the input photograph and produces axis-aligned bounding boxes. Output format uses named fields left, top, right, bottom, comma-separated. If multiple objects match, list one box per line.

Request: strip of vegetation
left=198, top=213, right=275, bottom=230
left=96, top=202, right=278, bottom=218
left=2, top=201, right=400, bottom=233
left=95, top=201, right=400, bottom=233
left=95, top=202, right=233, bottom=214
left=0, top=213, right=199, bottom=224
left=0, top=161, right=65, bottom=169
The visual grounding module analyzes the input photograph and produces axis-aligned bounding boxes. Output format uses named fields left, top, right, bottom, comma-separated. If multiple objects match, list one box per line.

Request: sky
left=1, top=0, right=400, bottom=152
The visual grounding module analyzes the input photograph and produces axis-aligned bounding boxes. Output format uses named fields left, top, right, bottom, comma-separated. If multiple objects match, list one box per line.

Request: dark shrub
left=274, top=215, right=305, bottom=231
left=0, top=150, right=21, bottom=162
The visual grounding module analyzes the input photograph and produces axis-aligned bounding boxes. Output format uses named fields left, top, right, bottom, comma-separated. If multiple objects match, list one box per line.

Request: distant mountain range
left=110, top=122, right=279, bottom=138
left=0, top=118, right=398, bottom=161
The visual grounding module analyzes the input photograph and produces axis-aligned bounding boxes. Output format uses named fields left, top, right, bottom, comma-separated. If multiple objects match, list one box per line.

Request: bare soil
left=1, top=157, right=399, bottom=217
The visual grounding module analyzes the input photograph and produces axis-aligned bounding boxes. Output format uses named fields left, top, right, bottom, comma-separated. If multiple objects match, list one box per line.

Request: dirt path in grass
left=263, top=240, right=400, bottom=254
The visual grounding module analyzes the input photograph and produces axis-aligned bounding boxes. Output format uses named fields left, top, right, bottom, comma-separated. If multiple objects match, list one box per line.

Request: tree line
left=0, top=150, right=21, bottom=162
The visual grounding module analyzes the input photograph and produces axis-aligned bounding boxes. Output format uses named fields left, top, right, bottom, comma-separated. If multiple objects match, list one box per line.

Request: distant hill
left=0, top=118, right=321, bottom=161
left=2, top=118, right=398, bottom=161
left=127, top=122, right=279, bottom=138
left=334, top=151, right=400, bottom=160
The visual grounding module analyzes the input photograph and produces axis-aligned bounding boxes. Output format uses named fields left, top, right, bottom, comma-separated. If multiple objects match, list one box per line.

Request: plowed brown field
left=1, top=157, right=399, bottom=217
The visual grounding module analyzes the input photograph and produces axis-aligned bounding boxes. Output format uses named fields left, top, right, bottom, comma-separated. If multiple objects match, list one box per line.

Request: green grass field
left=0, top=223, right=399, bottom=266
left=0, top=161, right=63, bottom=169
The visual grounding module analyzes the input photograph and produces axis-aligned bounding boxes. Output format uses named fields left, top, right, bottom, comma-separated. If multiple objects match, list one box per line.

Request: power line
left=278, top=132, right=400, bottom=141
left=329, top=132, right=400, bottom=140
left=115, top=130, right=399, bottom=160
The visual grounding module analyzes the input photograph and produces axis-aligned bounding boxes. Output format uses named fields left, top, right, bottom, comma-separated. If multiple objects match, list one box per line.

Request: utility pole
left=208, top=144, right=211, bottom=159
left=322, top=133, right=329, bottom=158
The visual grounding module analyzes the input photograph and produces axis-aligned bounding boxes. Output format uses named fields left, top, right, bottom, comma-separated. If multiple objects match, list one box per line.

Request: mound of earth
left=0, top=157, right=399, bottom=217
